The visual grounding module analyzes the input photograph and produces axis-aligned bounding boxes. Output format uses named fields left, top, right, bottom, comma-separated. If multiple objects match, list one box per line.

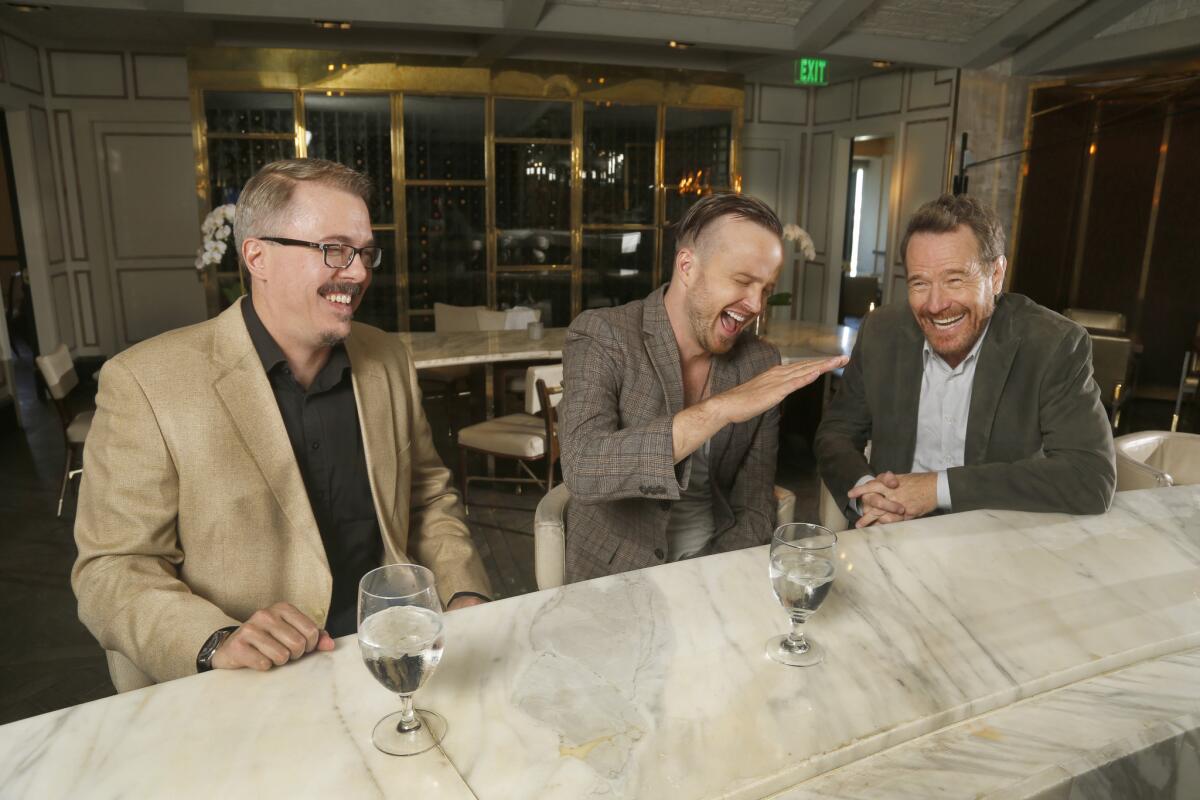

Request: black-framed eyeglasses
left=259, top=236, right=384, bottom=270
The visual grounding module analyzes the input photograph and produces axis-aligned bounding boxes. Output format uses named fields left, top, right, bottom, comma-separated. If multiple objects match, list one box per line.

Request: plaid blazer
left=560, top=286, right=781, bottom=583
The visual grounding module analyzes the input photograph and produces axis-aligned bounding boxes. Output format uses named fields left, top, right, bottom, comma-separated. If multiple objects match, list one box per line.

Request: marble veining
left=777, top=648, right=1200, bottom=799
left=2, top=486, right=1199, bottom=799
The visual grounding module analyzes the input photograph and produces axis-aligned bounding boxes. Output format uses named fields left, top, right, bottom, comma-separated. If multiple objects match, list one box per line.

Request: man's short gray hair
left=234, top=158, right=373, bottom=262
left=900, top=194, right=1006, bottom=274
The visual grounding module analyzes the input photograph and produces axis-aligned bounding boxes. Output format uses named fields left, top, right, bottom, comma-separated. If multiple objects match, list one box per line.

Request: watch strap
left=196, top=626, right=239, bottom=673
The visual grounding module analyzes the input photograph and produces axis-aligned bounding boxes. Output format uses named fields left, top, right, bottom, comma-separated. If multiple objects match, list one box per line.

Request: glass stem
left=396, top=694, right=422, bottom=734
left=786, top=617, right=809, bottom=653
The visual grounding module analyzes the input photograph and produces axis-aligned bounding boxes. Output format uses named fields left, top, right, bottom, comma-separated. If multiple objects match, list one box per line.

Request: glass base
left=372, top=708, right=447, bottom=756
left=766, top=634, right=824, bottom=667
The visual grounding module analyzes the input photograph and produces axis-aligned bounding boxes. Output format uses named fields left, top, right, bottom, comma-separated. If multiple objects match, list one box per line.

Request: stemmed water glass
left=358, top=564, right=447, bottom=756
left=766, top=523, right=837, bottom=667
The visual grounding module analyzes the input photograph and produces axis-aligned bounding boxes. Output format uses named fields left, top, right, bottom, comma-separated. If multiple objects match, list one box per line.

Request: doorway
left=838, top=136, right=892, bottom=325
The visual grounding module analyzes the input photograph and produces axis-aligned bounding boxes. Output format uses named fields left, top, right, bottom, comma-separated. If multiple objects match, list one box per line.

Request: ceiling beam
left=792, top=0, right=876, bottom=51
left=1039, top=14, right=1200, bottom=72
left=466, top=0, right=547, bottom=65
left=1011, top=0, right=1150, bottom=74
left=503, top=0, right=546, bottom=30
left=961, top=0, right=1088, bottom=68
left=822, top=33, right=963, bottom=67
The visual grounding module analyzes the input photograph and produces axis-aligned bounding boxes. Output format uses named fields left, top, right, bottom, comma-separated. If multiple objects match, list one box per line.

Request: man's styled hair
left=234, top=158, right=374, bottom=261
left=900, top=194, right=1006, bottom=273
left=674, top=192, right=783, bottom=253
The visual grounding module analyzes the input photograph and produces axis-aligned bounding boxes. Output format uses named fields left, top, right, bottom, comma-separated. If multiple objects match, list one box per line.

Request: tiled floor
left=0, top=345, right=820, bottom=726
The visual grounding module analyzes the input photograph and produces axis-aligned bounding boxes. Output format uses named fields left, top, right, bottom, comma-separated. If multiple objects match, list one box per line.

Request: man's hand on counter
left=212, top=602, right=335, bottom=672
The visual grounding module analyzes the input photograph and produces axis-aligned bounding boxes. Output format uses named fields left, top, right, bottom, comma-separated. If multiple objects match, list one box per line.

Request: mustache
left=318, top=282, right=363, bottom=298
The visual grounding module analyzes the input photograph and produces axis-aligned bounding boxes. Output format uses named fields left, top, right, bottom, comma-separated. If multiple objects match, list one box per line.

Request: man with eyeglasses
left=73, top=159, right=491, bottom=692
left=816, top=194, right=1115, bottom=528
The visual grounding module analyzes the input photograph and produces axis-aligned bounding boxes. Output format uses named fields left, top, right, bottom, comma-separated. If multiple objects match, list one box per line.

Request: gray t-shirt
left=666, top=441, right=716, bottom=561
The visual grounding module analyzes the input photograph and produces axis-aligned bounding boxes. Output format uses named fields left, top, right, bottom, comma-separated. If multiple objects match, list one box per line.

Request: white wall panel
left=742, top=144, right=783, bottom=212
left=856, top=72, right=904, bottom=118
left=814, top=81, right=854, bottom=125
left=49, top=51, right=127, bottom=98
left=102, top=133, right=199, bottom=259
left=802, top=261, right=825, bottom=321
left=907, top=69, right=955, bottom=111
left=50, top=272, right=76, bottom=349
left=28, top=108, right=65, bottom=265
left=133, top=54, right=189, bottom=100
left=3, top=34, right=42, bottom=93
left=806, top=132, right=834, bottom=255
left=896, top=118, right=951, bottom=268
left=116, top=268, right=205, bottom=343
left=54, top=110, right=88, bottom=261
left=74, top=271, right=98, bottom=347
left=759, top=85, right=808, bottom=125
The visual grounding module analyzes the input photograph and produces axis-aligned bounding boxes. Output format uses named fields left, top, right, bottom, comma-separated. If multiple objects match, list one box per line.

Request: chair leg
left=57, top=446, right=72, bottom=518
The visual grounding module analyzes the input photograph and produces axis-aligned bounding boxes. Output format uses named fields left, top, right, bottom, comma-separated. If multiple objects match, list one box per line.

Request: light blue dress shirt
left=911, top=322, right=991, bottom=510
left=853, top=322, right=991, bottom=514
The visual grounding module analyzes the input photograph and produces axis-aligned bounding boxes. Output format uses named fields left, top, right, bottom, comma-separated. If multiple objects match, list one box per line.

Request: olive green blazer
left=816, top=293, right=1116, bottom=519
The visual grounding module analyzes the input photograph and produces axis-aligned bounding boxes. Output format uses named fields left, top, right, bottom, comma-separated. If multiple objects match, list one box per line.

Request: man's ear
left=991, top=255, right=1008, bottom=296
left=674, top=247, right=696, bottom=285
left=242, top=238, right=267, bottom=281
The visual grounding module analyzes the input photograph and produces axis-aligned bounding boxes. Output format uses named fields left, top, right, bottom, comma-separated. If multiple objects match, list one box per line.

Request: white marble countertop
left=399, top=319, right=855, bottom=370
left=3, top=486, right=1198, bottom=799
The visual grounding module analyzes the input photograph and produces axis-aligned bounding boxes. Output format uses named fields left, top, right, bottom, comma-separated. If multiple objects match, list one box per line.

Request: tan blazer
left=559, top=286, right=781, bottom=582
left=73, top=299, right=490, bottom=692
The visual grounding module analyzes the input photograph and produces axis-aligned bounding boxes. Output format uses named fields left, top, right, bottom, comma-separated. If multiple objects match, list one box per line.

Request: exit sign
left=794, top=58, right=828, bottom=86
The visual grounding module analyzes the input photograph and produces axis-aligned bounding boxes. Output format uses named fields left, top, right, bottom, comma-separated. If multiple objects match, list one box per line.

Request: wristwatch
left=196, top=626, right=238, bottom=673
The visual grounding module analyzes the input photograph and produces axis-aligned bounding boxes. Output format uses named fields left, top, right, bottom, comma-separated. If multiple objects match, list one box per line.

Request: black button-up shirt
left=241, top=300, right=380, bottom=638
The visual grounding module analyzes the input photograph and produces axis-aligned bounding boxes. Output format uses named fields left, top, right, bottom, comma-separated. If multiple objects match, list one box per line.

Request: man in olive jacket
left=816, top=195, right=1115, bottom=527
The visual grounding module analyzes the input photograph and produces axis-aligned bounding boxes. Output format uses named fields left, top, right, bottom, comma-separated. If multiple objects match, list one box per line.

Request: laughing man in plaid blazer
left=559, top=194, right=847, bottom=582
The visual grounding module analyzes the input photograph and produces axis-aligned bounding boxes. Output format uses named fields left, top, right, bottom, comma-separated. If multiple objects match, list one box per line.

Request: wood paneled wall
left=1011, top=82, right=1200, bottom=387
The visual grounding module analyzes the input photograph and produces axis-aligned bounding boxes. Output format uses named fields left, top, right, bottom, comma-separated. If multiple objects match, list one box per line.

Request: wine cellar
left=188, top=50, right=743, bottom=331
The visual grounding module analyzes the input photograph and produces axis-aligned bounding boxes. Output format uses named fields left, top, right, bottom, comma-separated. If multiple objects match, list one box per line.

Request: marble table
left=397, top=319, right=855, bottom=371
left=4, top=486, right=1198, bottom=798
left=399, top=328, right=569, bottom=371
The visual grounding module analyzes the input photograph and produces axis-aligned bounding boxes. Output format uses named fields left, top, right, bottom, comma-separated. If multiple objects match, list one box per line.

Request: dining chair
left=34, top=344, right=93, bottom=517
left=532, top=483, right=798, bottom=590
left=1089, top=334, right=1135, bottom=430
left=421, top=303, right=486, bottom=435
left=1063, top=308, right=1126, bottom=335
left=456, top=363, right=563, bottom=511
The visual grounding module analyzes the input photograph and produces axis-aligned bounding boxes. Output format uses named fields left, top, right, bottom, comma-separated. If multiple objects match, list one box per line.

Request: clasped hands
left=212, top=594, right=484, bottom=672
left=847, top=470, right=938, bottom=529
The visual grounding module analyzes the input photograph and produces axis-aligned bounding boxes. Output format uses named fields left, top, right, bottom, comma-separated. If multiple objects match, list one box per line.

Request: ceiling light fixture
left=668, top=40, right=694, bottom=49
left=314, top=19, right=352, bottom=30
left=871, top=60, right=892, bottom=69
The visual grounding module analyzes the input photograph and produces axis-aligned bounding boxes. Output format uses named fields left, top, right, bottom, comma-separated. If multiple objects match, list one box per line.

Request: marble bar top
left=2, top=486, right=1198, bottom=799
left=782, top=646, right=1200, bottom=799
left=399, top=319, right=855, bottom=370
left=400, top=327, right=568, bottom=369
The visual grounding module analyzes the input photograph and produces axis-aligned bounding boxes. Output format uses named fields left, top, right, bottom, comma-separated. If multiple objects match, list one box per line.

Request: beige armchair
left=1113, top=431, right=1200, bottom=491
left=1063, top=308, right=1126, bottom=334
left=532, top=483, right=797, bottom=590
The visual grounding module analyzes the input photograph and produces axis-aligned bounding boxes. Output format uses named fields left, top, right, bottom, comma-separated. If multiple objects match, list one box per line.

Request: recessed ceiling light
left=872, top=60, right=893, bottom=69
left=668, top=40, right=694, bottom=49
left=314, top=19, right=352, bottom=30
